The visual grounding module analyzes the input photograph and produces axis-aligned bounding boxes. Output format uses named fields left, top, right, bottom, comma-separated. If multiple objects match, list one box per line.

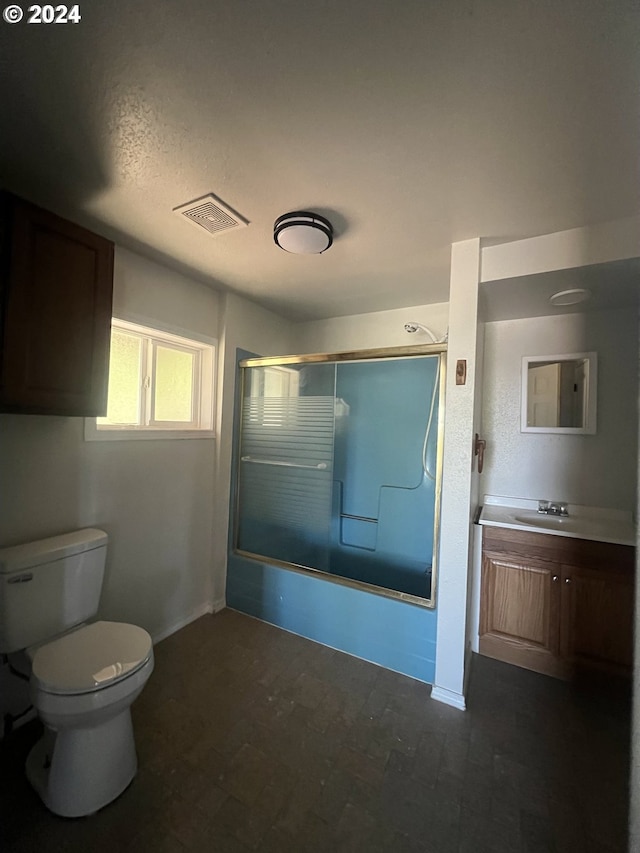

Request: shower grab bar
left=340, top=513, right=378, bottom=524
left=241, top=456, right=328, bottom=470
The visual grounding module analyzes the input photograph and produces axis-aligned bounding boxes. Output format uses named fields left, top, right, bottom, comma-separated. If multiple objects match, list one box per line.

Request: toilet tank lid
left=0, top=529, right=108, bottom=575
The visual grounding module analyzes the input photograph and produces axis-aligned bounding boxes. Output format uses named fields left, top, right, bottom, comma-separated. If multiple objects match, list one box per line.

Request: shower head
left=403, top=322, right=440, bottom=343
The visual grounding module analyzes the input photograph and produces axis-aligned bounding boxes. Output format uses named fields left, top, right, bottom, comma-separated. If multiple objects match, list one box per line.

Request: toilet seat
left=31, top=621, right=153, bottom=696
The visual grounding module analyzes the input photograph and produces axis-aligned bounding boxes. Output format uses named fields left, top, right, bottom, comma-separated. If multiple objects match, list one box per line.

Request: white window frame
left=85, top=318, right=216, bottom=442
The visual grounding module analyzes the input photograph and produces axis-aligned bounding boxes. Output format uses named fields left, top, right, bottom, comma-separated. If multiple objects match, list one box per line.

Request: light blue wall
left=329, top=357, right=438, bottom=597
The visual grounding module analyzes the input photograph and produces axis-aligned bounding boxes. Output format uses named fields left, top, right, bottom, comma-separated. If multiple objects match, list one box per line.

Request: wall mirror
left=521, top=352, right=597, bottom=434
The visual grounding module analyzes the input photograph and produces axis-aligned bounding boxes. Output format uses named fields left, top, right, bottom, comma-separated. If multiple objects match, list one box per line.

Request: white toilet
left=0, top=528, right=154, bottom=818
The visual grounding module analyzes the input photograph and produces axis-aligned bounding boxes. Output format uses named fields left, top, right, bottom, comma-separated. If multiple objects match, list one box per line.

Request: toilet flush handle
left=8, top=573, right=33, bottom=584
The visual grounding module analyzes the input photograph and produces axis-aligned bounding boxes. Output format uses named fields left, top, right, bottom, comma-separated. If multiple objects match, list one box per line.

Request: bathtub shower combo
left=234, top=342, right=445, bottom=607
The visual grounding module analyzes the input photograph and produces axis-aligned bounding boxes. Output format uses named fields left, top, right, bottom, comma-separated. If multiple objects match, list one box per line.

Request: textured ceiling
left=1, top=1, right=638, bottom=320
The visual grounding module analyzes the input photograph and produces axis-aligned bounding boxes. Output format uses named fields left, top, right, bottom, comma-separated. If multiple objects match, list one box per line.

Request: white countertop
left=478, top=496, right=636, bottom=547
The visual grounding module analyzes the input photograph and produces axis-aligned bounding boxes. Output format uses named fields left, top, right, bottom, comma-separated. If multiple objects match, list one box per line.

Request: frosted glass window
left=154, top=346, right=195, bottom=422
left=87, top=318, right=215, bottom=439
left=98, top=331, right=141, bottom=425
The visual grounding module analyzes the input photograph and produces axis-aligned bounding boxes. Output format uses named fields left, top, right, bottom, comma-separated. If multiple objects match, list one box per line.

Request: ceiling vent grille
left=173, top=194, right=248, bottom=236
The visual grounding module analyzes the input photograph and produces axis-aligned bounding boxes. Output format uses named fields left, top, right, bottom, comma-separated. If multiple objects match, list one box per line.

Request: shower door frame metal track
left=239, top=342, right=446, bottom=369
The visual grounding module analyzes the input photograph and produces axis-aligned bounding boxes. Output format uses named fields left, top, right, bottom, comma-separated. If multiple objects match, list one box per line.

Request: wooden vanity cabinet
left=0, top=192, right=114, bottom=416
left=480, top=526, right=634, bottom=679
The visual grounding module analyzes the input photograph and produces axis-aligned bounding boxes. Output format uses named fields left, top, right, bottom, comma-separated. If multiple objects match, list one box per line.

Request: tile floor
left=0, top=608, right=630, bottom=852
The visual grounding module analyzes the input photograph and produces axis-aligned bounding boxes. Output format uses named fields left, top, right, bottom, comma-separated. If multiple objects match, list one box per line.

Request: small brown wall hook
left=474, top=433, right=486, bottom=473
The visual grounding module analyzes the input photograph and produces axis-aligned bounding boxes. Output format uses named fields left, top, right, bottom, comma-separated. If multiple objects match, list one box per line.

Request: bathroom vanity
left=478, top=498, right=635, bottom=679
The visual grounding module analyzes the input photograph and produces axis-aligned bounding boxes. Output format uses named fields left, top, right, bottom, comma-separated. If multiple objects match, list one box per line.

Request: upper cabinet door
left=0, top=195, right=114, bottom=416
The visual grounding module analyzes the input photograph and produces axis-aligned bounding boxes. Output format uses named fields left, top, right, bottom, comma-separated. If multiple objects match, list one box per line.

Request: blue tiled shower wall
left=226, top=349, right=438, bottom=684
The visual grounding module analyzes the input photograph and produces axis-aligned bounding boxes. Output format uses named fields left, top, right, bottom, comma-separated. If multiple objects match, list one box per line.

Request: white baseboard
left=152, top=598, right=225, bottom=644
left=431, top=685, right=467, bottom=711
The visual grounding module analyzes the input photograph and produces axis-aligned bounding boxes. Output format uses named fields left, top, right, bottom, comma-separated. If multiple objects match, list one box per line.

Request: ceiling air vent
left=173, top=194, right=249, bottom=236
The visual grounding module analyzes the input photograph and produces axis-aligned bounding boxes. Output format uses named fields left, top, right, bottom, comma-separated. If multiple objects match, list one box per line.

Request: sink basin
left=480, top=501, right=636, bottom=545
left=514, top=513, right=579, bottom=531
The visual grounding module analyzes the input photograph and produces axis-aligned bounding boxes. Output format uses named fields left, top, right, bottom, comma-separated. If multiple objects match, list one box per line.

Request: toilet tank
left=0, top=529, right=108, bottom=654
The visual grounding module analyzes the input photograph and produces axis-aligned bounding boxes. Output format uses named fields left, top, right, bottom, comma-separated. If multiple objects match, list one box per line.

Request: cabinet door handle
left=565, top=577, right=572, bottom=584
left=552, top=575, right=559, bottom=582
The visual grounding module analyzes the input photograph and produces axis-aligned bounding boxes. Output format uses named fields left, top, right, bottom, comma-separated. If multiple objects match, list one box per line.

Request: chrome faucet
left=537, top=500, right=569, bottom=517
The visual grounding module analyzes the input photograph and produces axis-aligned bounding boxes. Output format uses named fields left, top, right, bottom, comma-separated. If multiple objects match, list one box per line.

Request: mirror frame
left=521, top=351, right=597, bottom=435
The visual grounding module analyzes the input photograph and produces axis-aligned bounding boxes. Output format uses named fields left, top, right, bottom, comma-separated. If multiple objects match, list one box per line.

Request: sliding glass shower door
left=237, top=362, right=336, bottom=571
left=235, top=349, right=444, bottom=606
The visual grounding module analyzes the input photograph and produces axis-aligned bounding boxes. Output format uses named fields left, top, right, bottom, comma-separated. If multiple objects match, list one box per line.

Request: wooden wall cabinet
left=480, top=526, right=634, bottom=679
left=0, top=193, right=114, bottom=416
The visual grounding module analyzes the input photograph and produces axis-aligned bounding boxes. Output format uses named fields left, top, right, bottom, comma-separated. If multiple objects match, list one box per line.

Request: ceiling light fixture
left=274, top=211, right=333, bottom=254
left=549, top=288, right=592, bottom=306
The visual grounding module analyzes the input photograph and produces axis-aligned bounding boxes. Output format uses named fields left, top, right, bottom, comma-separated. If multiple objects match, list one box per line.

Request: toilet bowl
left=0, top=529, right=154, bottom=818
left=26, top=620, right=154, bottom=818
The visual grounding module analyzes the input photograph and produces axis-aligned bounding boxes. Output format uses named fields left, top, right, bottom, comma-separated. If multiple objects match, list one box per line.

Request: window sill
left=84, top=420, right=215, bottom=442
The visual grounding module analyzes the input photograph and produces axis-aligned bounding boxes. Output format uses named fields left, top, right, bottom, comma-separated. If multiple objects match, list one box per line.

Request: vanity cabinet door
left=560, top=564, right=634, bottom=675
left=479, top=554, right=565, bottom=678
